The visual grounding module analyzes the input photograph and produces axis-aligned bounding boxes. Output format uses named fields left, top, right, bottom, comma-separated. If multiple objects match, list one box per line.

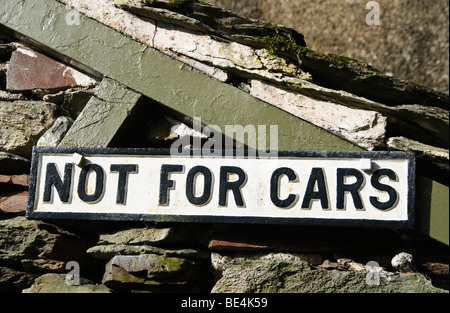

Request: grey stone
left=387, top=136, right=449, bottom=184
left=44, top=88, right=94, bottom=119
left=211, top=258, right=448, bottom=293
left=102, top=254, right=197, bottom=291
left=118, top=0, right=306, bottom=49
left=97, top=226, right=195, bottom=247
left=249, top=79, right=387, bottom=150
left=0, top=266, right=37, bottom=292
left=0, top=90, right=26, bottom=101
left=391, top=252, right=416, bottom=273
left=0, top=217, right=88, bottom=273
left=0, top=100, right=59, bottom=158
left=22, top=273, right=111, bottom=293
left=282, top=78, right=449, bottom=149
left=36, top=116, right=74, bottom=148
left=87, top=244, right=209, bottom=260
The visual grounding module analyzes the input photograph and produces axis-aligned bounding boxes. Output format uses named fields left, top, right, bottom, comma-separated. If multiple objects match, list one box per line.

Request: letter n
left=43, top=163, right=73, bottom=203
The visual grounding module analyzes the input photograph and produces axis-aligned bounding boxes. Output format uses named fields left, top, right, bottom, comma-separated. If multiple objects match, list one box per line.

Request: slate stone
left=387, top=136, right=449, bottom=185
left=211, top=258, right=448, bottom=293
left=0, top=90, right=26, bottom=101
left=102, top=254, right=197, bottom=291
left=97, top=226, right=196, bottom=247
left=119, top=0, right=307, bottom=49
left=6, top=47, right=96, bottom=91
left=0, top=217, right=90, bottom=273
left=87, top=244, right=209, bottom=261
left=23, top=273, right=111, bottom=293
left=0, top=100, right=58, bottom=158
left=0, top=266, right=37, bottom=292
left=391, top=252, right=416, bottom=273
left=36, top=116, right=74, bottom=148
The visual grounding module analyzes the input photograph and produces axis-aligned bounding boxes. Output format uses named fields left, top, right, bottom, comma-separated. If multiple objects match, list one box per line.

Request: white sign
left=27, top=148, right=415, bottom=227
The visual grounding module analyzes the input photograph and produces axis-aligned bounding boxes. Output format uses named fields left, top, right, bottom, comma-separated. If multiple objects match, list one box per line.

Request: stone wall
left=0, top=0, right=449, bottom=294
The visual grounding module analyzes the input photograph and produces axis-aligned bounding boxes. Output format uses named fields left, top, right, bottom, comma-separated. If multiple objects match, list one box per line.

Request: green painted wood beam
left=416, top=177, right=449, bottom=246
left=1, top=0, right=360, bottom=152
left=58, top=78, right=144, bottom=148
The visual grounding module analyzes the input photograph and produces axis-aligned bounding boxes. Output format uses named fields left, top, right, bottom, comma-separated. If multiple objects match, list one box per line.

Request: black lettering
left=219, top=166, right=246, bottom=207
left=77, top=164, right=105, bottom=203
left=336, top=168, right=364, bottom=210
left=110, top=164, right=138, bottom=205
left=370, top=169, right=398, bottom=210
left=302, top=168, right=329, bottom=209
left=186, top=166, right=213, bottom=205
left=159, top=164, right=183, bottom=205
left=270, top=167, right=298, bottom=208
left=43, top=163, right=73, bottom=203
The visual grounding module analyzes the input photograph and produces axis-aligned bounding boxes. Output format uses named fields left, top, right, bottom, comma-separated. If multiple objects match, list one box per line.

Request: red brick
left=0, top=191, right=28, bottom=213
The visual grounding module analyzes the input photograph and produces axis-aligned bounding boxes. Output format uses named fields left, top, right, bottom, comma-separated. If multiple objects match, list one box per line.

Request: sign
left=26, top=147, right=415, bottom=227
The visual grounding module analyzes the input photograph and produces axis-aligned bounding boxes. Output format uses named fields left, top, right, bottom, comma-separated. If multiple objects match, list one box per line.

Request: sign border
left=26, top=147, right=416, bottom=228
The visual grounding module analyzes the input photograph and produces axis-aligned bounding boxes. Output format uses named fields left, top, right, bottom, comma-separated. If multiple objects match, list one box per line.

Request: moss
left=327, top=53, right=359, bottom=65
left=257, top=32, right=314, bottom=65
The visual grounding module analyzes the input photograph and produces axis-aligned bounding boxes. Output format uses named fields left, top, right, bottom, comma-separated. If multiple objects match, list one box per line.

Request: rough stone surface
left=36, top=116, right=74, bottom=148
left=387, top=136, right=449, bottom=185
left=0, top=190, right=28, bottom=213
left=45, top=89, right=95, bottom=119
left=391, top=252, right=416, bottom=273
left=0, top=100, right=58, bottom=158
left=87, top=244, right=209, bottom=261
left=0, top=266, right=37, bottom=292
left=22, top=273, right=111, bottom=293
left=211, top=252, right=324, bottom=279
left=0, top=217, right=89, bottom=273
left=6, top=47, right=96, bottom=91
left=102, top=254, right=197, bottom=291
left=212, top=258, right=448, bottom=293
left=249, top=79, right=387, bottom=150
left=97, top=226, right=195, bottom=247
left=0, top=90, right=26, bottom=101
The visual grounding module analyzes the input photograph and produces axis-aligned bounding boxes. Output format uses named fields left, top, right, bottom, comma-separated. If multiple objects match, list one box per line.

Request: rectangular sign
left=27, top=147, right=415, bottom=227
